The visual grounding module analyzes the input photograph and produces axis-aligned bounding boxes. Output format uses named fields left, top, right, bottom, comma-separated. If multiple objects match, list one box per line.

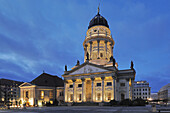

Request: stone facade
left=62, top=10, right=136, bottom=103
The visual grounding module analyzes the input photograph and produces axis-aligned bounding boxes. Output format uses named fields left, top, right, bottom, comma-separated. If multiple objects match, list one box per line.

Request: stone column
left=114, top=79, right=116, bottom=100
left=84, top=44, right=87, bottom=62
left=126, top=78, right=129, bottom=99
left=89, top=41, right=93, bottom=60
left=91, top=77, right=95, bottom=102
left=105, top=40, right=108, bottom=59
left=101, top=77, right=105, bottom=102
left=110, top=44, right=113, bottom=57
left=72, top=79, right=76, bottom=102
left=97, top=40, right=100, bottom=59
left=111, top=76, right=116, bottom=100
left=81, top=78, right=85, bottom=102
left=64, top=80, right=68, bottom=102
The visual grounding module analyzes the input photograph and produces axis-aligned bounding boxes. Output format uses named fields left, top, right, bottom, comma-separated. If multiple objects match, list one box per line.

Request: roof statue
left=110, top=56, right=113, bottom=62
left=65, top=65, right=67, bottom=71
left=76, top=60, right=80, bottom=66
left=131, top=61, right=134, bottom=69
left=113, top=58, right=116, bottom=67
left=86, top=52, right=89, bottom=60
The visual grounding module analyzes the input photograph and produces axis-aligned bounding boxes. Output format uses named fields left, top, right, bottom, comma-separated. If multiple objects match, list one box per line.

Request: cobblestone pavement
left=0, top=106, right=155, bottom=113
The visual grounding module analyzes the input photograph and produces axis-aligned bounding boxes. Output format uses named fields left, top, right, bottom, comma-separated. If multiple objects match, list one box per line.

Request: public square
left=0, top=106, right=158, bottom=113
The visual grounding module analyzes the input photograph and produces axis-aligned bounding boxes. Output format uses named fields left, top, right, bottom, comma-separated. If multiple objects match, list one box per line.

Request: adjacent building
left=0, top=78, right=23, bottom=105
left=158, top=83, right=170, bottom=103
left=62, top=9, right=136, bottom=103
left=19, top=72, right=64, bottom=106
left=133, top=81, right=151, bottom=100
left=151, top=93, right=158, bottom=100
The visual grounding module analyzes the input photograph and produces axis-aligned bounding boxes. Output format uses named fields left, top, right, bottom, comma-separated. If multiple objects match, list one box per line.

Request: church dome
left=88, top=12, right=109, bottom=29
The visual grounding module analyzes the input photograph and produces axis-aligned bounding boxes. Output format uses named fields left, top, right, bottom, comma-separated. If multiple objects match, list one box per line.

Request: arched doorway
left=121, top=93, right=125, bottom=101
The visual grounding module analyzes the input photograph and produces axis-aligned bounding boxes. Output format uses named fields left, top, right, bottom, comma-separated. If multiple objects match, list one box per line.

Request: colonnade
left=64, top=76, right=116, bottom=103
left=84, top=40, right=113, bottom=61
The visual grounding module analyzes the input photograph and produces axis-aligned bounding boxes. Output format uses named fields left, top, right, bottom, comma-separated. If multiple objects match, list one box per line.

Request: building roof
left=88, top=12, right=109, bottom=29
left=31, top=73, right=64, bottom=87
left=0, top=78, right=23, bottom=86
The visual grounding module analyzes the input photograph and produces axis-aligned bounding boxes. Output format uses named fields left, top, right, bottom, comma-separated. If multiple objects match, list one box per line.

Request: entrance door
left=86, top=80, right=92, bottom=102
left=121, top=93, right=125, bottom=101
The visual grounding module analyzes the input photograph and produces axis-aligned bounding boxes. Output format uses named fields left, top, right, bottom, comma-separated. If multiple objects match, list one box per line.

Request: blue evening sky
left=0, top=0, right=169, bottom=93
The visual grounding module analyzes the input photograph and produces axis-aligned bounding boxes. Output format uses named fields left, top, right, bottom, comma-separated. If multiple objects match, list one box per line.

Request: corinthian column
left=105, top=40, right=108, bottom=59
left=111, top=76, right=115, bottom=100
left=97, top=40, right=100, bottom=59
left=110, top=43, right=113, bottom=57
left=84, top=44, right=87, bottom=62
left=72, top=79, right=76, bottom=102
left=64, top=80, right=68, bottom=102
left=81, top=78, right=85, bottom=102
left=91, top=77, right=95, bottom=102
left=89, top=41, right=93, bottom=60
left=101, top=77, right=105, bottom=102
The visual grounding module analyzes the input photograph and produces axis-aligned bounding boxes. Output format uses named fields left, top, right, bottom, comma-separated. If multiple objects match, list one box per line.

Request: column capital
left=91, top=77, right=95, bottom=81
left=81, top=78, right=85, bottom=82
left=89, top=41, right=93, bottom=44
left=72, top=79, right=76, bottom=82
left=105, top=40, right=108, bottom=43
left=101, top=77, right=105, bottom=80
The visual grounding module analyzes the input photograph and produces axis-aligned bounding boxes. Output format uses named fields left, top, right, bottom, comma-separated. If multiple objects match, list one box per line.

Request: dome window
left=100, top=53, right=103, bottom=58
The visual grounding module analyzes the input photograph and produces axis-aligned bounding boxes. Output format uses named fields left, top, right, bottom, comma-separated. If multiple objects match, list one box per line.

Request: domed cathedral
left=62, top=8, right=136, bottom=104
left=83, top=8, right=116, bottom=67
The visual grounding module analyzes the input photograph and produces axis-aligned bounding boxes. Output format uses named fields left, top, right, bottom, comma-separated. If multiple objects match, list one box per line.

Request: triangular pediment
left=19, top=82, right=34, bottom=87
left=68, top=63, right=110, bottom=75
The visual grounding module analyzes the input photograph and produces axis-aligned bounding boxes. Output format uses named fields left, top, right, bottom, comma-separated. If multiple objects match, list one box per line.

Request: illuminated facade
left=62, top=9, right=136, bottom=103
left=0, top=79, right=23, bottom=106
left=19, top=73, right=64, bottom=106
left=158, top=83, right=170, bottom=103
left=133, top=81, right=151, bottom=100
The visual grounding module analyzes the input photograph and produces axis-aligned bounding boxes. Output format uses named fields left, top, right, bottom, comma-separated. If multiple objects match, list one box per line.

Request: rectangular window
left=26, top=91, right=29, bottom=98
left=70, top=85, right=73, bottom=88
left=49, top=91, right=53, bottom=99
left=78, top=84, right=82, bottom=87
left=120, top=83, right=125, bottom=87
left=60, top=91, right=63, bottom=96
left=97, top=83, right=101, bottom=86
left=40, top=91, right=44, bottom=99
left=107, top=82, right=112, bottom=86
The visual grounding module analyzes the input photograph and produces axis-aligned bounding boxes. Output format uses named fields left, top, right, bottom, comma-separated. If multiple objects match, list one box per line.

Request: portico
left=63, top=72, right=116, bottom=103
